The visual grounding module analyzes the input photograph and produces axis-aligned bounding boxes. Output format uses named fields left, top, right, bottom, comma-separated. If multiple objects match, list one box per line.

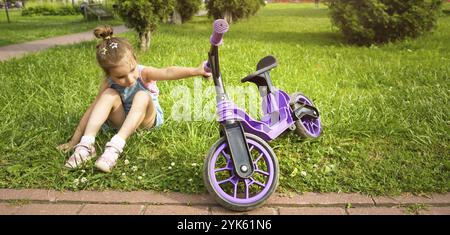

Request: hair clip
left=100, top=47, right=108, bottom=55
left=110, top=42, right=118, bottom=49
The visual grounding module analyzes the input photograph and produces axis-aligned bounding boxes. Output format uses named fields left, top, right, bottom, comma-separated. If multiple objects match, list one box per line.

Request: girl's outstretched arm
left=57, top=79, right=109, bottom=152
left=141, top=62, right=211, bottom=82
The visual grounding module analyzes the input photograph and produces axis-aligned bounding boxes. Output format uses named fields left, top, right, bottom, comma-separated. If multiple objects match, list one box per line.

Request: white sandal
left=95, top=141, right=123, bottom=173
left=65, top=143, right=96, bottom=169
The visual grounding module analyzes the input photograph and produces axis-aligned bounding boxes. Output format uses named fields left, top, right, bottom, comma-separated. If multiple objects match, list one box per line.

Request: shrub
left=326, top=0, right=444, bottom=45
left=115, top=0, right=174, bottom=51
left=21, top=5, right=81, bottom=16
left=206, top=0, right=263, bottom=23
left=173, top=0, right=202, bottom=23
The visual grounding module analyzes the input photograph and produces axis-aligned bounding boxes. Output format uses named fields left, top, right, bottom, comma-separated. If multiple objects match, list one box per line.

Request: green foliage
left=206, top=0, right=263, bottom=22
left=115, top=0, right=174, bottom=33
left=326, top=0, right=444, bottom=45
left=21, top=5, right=82, bottom=16
left=174, top=0, right=201, bottom=23
left=115, top=0, right=174, bottom=50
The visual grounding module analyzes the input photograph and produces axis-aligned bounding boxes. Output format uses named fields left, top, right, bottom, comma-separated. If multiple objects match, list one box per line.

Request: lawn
left=0, top=9, right=122, bottom=46
left=0, top=3, right=448, bottom=195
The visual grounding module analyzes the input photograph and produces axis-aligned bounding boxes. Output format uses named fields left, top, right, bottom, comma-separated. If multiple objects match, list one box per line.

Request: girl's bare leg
left=66, top=88, right=125, bottom=169
left=84, top=88, right=126, bottom=136
left=95, top=91, right=156, bottom=172
left=116, top=91, right=156, bottom=140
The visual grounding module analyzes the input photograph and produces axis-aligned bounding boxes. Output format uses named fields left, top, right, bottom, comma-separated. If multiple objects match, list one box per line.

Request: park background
left=0, top=0, right=449, bottom=199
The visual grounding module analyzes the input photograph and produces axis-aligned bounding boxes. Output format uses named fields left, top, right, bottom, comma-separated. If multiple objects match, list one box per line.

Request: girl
left=58, top=26, right=211, bottom=173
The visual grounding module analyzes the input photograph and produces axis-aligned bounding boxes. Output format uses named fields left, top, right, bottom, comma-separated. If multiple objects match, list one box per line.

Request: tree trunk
left=139, top=31, right=151, bottom=51
left=224, top=10, right=233, bottom=24
left=172, top=10, right=182, bottom=25
left=5, top=1, right=10, bottom=23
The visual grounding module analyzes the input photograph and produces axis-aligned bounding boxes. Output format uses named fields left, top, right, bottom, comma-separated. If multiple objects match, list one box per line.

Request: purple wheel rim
left=209, top=139, right=275, bottom=204
left=295, top=95, right=321, bottom=137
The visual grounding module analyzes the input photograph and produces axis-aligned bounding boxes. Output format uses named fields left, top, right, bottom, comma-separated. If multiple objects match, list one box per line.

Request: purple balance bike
left=203, top=20, right=322, bottom=211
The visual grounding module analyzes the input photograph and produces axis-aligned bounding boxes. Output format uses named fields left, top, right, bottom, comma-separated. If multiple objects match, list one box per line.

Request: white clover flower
left=138, top=176, right=143, bottom=180
left=122, top=173, right=126, bottom=176
left=124, top=159, right=130, bottom=165
left=300, top=171, right=307, bottom=177
left=131, top=166, right=138, bottom=172
left=188, top=178, right=193, bottom=182
left=81, top=177, right=88, bottom=183
left=171, top=162, right=175, bottom=166
left=81, top=170, right=86, bottom=173
left=191, top=163, right=198, bottom=167
left=168, top=166, right=172, bottom=170
left=142, top=173, right=146, bottom=177
left=73, top=179, right=79, bottom=185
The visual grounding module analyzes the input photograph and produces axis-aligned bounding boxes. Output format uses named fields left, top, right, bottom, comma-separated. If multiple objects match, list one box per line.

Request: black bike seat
left=241, top=55, right=278, bottom=84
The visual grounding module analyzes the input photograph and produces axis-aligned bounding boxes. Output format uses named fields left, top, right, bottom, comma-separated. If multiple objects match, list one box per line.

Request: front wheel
left=290, top=92, right=322, bottom=139
left=203, top=133, right=279, bottom=211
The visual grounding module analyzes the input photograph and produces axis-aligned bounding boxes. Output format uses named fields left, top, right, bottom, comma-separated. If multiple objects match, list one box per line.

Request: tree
left=172, top=0, right=201, bottom=24
left=115, top=0, right=174, bottom=51
left=206, top=0, right=263, bottom=24
left=4, top=1, right=11, bottom=23
left=326, top=0, right=444, bottom=45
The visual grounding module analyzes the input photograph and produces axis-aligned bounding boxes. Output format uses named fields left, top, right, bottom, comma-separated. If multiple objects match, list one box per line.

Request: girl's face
left=108, top=59, right=139, bottom=87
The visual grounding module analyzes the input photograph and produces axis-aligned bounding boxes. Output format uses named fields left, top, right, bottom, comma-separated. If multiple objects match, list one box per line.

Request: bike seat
left=241, top=56, right=278, bottom=89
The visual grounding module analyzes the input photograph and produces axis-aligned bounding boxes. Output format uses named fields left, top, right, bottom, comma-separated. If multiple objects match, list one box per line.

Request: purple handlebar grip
left=203, top=60, right=211, bottom=73
left=210, top=19, right=229, bottom=46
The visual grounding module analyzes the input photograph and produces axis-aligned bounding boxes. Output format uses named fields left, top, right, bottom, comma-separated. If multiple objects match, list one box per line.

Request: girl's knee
left=133, top=91, right=153, bottom=105
left=101, top=88, right=121, bottom=101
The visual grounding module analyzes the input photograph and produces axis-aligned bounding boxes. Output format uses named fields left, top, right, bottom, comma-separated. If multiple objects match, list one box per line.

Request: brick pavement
left=0, top=189, right=449, bottom=215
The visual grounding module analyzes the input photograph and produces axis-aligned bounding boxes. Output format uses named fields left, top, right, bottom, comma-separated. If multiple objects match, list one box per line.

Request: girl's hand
left=197, top=62, right=212, bottom=79
left=57, top=141, right=76, bottom=153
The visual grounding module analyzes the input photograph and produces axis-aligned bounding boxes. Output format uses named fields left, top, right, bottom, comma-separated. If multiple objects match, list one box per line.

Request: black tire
left=203, top=133, right=279, bottom=212
left=290, top=92, right=322, bottom=139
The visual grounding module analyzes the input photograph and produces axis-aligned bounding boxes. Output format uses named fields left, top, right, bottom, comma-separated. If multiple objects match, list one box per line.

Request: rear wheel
left=290, top=92, right=322, bottom=139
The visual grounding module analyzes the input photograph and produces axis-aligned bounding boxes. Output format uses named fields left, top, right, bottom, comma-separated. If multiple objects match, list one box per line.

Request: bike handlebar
left=210, top=19, right=229, bottom=46
left=203, top=60, right=211, bottom=74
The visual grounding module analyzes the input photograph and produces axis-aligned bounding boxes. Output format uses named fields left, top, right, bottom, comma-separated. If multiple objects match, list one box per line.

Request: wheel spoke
left=248, top=145, right=254, bottom=153
left=218, top=177, right=232, bottom=185
left=253, top=153, right=263, bottom=165
left=233, top=180, right=238, bottom=198
left=221, top=150, right=230, bottom=161
left=245, top=180, right=249, bottom=199
left=302, top=121, right=307, bottom=128
left=310, top=122, right=316, bottom=132
left=255, top=169, right=269, bottom=176
left=305, top=122, right=312, bottom=132
left=254, top=180, right=266, bottom=188
left=215, top=166, right=232, bottom=173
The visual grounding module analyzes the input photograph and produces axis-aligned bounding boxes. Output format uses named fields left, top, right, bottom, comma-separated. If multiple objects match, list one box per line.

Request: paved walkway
left=0, top=189, right=449, bottom=215
left=0, top=25, right=130, bottom=62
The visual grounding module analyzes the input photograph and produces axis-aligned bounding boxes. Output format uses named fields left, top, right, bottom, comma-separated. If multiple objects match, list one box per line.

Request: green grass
left=0, top=3, right=449, bottom=195
left=0, top=9, right=122, bottom=46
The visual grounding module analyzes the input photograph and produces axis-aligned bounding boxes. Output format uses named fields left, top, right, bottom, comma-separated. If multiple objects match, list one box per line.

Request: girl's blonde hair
left=94, top=26, right=136, bottom=75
